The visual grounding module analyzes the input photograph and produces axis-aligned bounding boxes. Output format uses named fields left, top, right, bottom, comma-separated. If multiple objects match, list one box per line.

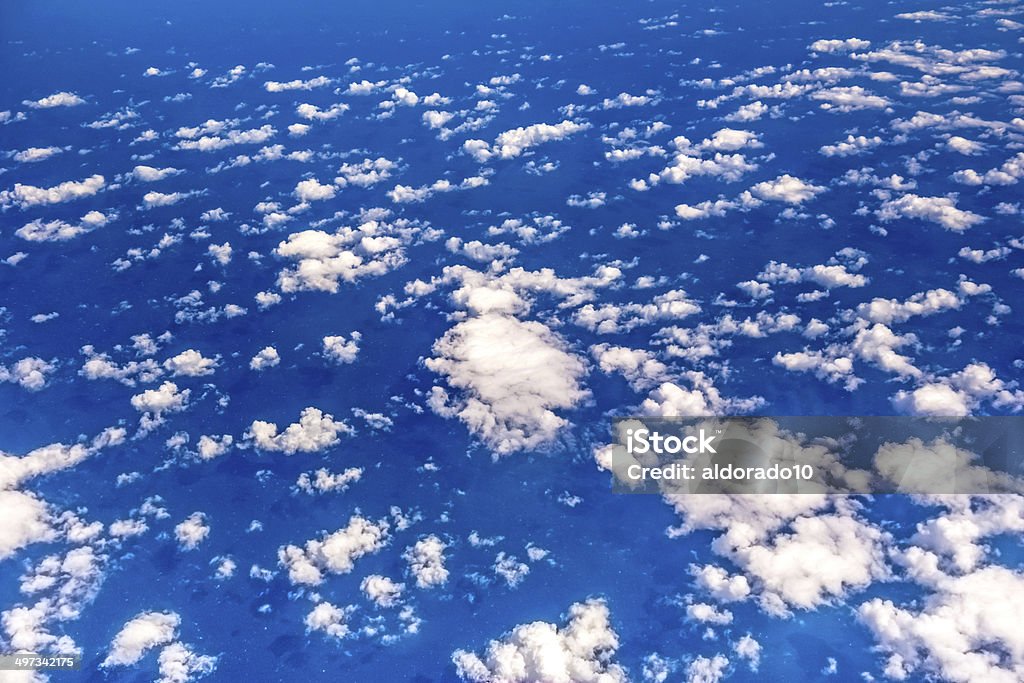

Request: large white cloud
left=426, top=313, right=589, bottom=456
left=877, top=194, right=985, bottom=231
left=278, top=515, right=390, bottom=585
left=245, top=406, right=351, bottom=454
left=102, top=611, right=180, bottom=667
left=404, top=535, right=449, bottom=588
left=452, top=598, right=626, bottom=682
left=464, top=120, right=590, bottom=162
left=1, top=175, right=105, bottom=209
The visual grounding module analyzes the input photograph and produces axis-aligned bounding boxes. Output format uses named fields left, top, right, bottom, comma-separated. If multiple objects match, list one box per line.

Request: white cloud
left=812, top=86, right=891, bottom=112
left=102, top=611, right=180, bottom=667
left=687, top=655, right=729, bottom=683
left=0, top=491, right=55, bottom=560
left=452, top=599, right=626, bottom=682
left=133, top=165, right=183, bottom=182
left=13, top=146, right=62, bottom=163
left=294, top=178, right=336, bottom=202
left=130, top=381, right=191, bottom=415
left=174, top=125, right=276, bottom=151
left=174, top=512, right=210, bottom=550
left=296, top=103, right=349, bottom=121
left=404, top=535, right=449, bottom=588
left=1, top=175, right=105, bottom=209
left=304, top=602, right=351, bottom=640
left=321, top=331, right=362, bottom=364
left=877, top=194, right=985, bottom=231
left=750, top=174, right=825, bottom=204
left=464, top=120, right=590, bottom=162
left=425, top=314, right=589, bottom=456
left=245, top=406, right=351, bottom=454
left=156, top=642, right=217, bottom=683
left=361, top=575, right=405, bottom=607
left=250, top=346, right=280, bottom=371
left=196, top=434, right=233, bottom=460
left=163, top=349, right=218, bottom=377
left=16, top=210, right=112, bottom=242
left=24, top=91, right=86, bottom=108
left=819, top=135, right=883, bottom=157
left=809, top=38, right=870, bottom=53
left=278, top=515, right=390, bottom=585
left=0, top=357, right=57, bottom=391
left=264, top=76, right=331, bottom=92
left=296, top=467, right=363, bottom=494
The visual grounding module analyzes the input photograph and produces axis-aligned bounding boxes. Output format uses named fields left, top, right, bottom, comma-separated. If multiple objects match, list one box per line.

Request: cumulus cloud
left=1, top=174, right=105, bottom=209
left=426, top=314, right=589, bottom=456
left=102, top=611, right=180, bottom=667
left=131, top=381, right=190, bottom=415
left=278, top=515, right=390, bottom=585
left=452, top=599, right=625, bottom=682
left=877, top=194, right=985, bottom=231
left=174, top=512, right=210, bottom=550
left=361, top=575, right=405, bottom=607
left=404, top=535, right=449, bottom=588
left=463, top=120, right=590, bottom=162
left=163, top=349, right=218, bottom=377
left=249, top=346, right=280, bottom=370
left=749, top=174, right=826, bottom=204
left=245, top=406, right=351, bottom=454
left=24, top=91, right=86, bottom=108
left=0, top=357, right=57, bottom=391
left=133, top=165, right=183, bottom=182
left=322, top=333, right=361, bottom=364
left=264, top=76, right=331, bottom=92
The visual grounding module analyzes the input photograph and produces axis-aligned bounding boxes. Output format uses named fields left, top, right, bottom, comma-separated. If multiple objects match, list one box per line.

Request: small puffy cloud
left=404, top=535, right=449, bottom=588
left=245, top=406, right=351, bottom=454
left=809, top=38, right=870, bottom=53
left=16, top=210, right=112, bottom=242
left=102, top=611, right=180, bottom=667
left=12, top=146, right=62, bottom=163
left=163, top=349, right=218, bottom=377
left=304, top=602, right=352, bottom=640
left=820, top=135, right=883, bottom=157
left=174, top=512, right=210, bottom=550
left=264, top=76, right=331, bottom=92
left=0, top=357, right=57, bottom=391
left=24, top=91, right=86, bottom=108
left=0, top=490, right=55, bottom=560
left=361, top=575, right=405, bottom=607
left=812, top=86, right=891, bottom=112
left=294, top=178, right=336, bottom=202
left=750, top=174, right=825, bottom=204
left=133, top=165, right=183, bottom=182
left=452, top=599, right=625, bottom=682
left=249, top=346, right=280, bottom=370
left=877, top=194, right=985, bottom=231
left=278, top=515, right=390, bottom=585
left=322, top=332, right=361, bottom=364
left=207, top=242, right=232, bottom=265
left=296, top=467, right=362, bottom=494
left=296, top=103, right=349, bottom=121
left=130, top=381, right=191, bottom=415
left=946, top=136, right=984, bottom=155
left=464, top=120, right=590, bottom=162
left=1, top=174, right=105, bottom=209
left=156, top=642, right=217, bottom=683
left=196, top=434, right=233, bottom=460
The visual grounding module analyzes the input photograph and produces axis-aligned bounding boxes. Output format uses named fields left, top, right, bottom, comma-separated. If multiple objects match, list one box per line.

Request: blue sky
left=2, top=1, right=1024, bottom=681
